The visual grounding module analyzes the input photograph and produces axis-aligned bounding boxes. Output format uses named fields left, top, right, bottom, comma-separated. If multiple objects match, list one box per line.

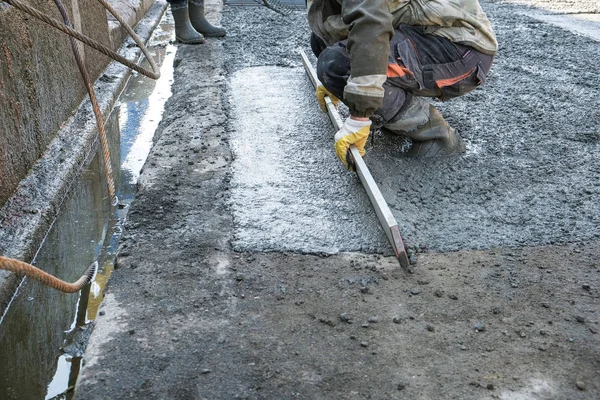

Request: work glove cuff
left=334, top=119, right=371, bottom=141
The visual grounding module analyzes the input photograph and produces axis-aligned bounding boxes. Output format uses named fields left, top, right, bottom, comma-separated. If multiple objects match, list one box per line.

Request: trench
left=0, top=14, right=175, bottom=400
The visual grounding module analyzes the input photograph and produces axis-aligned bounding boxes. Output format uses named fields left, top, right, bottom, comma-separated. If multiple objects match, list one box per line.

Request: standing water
left=0, top=14, right=175, bottom=400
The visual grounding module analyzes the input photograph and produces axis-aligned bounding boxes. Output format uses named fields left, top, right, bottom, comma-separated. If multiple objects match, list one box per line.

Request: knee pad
left=316, top=45, right=350, bottom=100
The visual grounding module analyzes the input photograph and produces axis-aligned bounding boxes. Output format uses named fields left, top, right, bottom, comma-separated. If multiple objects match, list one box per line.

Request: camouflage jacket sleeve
left=341, top=0, right=394, bottom=118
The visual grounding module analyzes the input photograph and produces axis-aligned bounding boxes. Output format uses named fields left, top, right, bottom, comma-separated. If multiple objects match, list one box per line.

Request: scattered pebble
left=541, top=302, right=550, bottom=309
left=128, top=329, right=135, bottom=335
left=582, top=284, right=591, bottom=291
left=368, top=316, right=379, bottom=323
left=576, top=381, right=586, bottom=391
left=410, top=288, right=421, bottom=295
left=397, top=383, right=406, bottom=390
left=340, top=313, right=352, bottom=323
left=360, top=342, right=369, bottom=348
left=434, top=290, right=444, bottom=298
left=575, top=316, right=585, bottom=323
left=393, top=317, right=402, bottom=324
left=99, top=311, right=106, bottom=316
left=201, top=369, right=211, bottom=375
left=486, top=383, right=495, bottom=390
left=474, top=321, right=486, bottom=332
left=492, top=307, right=501, bottom=315
left=426, top=324, right=435, bottom=332
left=449, top=294, right=458, bottom=300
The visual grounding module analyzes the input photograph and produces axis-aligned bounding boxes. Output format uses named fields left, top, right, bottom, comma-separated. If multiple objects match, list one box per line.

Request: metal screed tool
left=300, top=49, right=411, bottom=269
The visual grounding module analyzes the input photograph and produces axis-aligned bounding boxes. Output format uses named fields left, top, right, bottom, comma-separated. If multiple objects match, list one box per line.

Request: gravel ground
left=75, top=1, right=599, bottom=399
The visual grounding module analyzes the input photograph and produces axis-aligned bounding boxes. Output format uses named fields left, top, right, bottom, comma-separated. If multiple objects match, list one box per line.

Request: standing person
left=168, top=0, right=227, bottom=44
left=307, top=0, right=497, bottom=168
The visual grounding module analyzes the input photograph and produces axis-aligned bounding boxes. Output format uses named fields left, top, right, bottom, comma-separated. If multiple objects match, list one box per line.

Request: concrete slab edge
left=0, top=0, right=168, bottom=316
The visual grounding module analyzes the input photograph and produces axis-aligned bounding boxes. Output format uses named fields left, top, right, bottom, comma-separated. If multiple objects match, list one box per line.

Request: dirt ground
left=75, top=1, right=599, bottom=399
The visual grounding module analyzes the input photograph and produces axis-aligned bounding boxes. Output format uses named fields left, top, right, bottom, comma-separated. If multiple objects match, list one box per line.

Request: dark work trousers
left=312, top=24, right=495, bottom=124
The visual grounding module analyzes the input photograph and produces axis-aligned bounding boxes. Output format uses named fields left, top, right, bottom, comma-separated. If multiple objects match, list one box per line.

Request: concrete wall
left=0, top=0, right=111, bottom=206
left=0, top=0, right=164, bottom=313
left=0, top=0, right=153, bottom=207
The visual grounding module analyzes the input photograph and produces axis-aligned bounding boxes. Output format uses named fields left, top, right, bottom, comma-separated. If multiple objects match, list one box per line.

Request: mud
left=76, top=1, right=599, bottom=399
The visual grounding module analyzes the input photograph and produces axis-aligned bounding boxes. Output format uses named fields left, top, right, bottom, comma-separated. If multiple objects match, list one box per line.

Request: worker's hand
left=334, top=118, right=371, bottom=170
left=316, top=85, right=340, bottom=113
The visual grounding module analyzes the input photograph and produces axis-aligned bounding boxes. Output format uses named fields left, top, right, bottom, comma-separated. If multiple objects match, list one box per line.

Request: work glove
left=334, top=118, right=371, bottom=170
left=316, top=85, right=340, bottom=113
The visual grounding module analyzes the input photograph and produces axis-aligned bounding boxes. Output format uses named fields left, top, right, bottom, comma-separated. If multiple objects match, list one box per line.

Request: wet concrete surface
left=225, top=2, right=600, bottom=254
left=0, top=12, right=174, bottom=400
left=76, top=1, right=599, bottom=399
left=0, top=149, right=111, bottom=400
left=230, top=66, right=388, bottom=254
left=525, top=11, right=600, bottom=42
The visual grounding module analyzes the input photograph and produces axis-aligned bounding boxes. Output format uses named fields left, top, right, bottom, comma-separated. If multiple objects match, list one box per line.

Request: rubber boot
left=383, top=97, right=465, bottom=158
left=171, top=3, right=205, bottom=44
left=189, top=0, right=226, bottom=37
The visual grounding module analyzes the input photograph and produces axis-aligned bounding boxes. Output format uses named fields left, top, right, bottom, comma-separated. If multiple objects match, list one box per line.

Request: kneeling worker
left=307, top=0, right=497, bottom=168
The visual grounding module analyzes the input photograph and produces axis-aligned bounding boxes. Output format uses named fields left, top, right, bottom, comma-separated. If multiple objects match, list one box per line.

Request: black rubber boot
left=189, top=0, right=226, bottom=37
left=171, top=3, right=205, bottom=44
left=383, top=97, right=465, bottom=158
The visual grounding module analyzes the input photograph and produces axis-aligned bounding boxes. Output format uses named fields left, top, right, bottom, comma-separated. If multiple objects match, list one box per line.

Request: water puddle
left=0, top=14, right=175, bottom=400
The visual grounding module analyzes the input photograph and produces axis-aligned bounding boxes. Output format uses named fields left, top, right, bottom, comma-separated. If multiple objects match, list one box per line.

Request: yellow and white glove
left=334, top=118, right=371, bottom=170
left=316, top=85, right=340, bottom=113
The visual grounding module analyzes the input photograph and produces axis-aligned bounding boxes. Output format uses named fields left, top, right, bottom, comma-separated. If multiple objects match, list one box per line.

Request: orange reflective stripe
left=387, top=63, right=412, bottom=78
left=436, top=67, right=476, bottom=88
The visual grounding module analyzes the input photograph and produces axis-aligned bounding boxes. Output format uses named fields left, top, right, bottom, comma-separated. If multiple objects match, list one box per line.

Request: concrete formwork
left=0, top=0, right=164, bottom=313
left=0, top=0, right=111, bottom=206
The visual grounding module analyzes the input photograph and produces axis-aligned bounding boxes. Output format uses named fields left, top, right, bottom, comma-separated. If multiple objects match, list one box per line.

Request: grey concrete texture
left=504, top=0, right=599, bottom=13
left=224, top=0, right=600, bottom=255
left=76, top=1, right=599, bottom=399
left=370, top=0, right=600, bottom=252
left=0, top=1, right=168, bottom=314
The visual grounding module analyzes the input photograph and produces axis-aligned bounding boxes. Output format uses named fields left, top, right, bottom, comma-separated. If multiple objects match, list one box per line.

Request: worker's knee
left=310, top=33, right=327, bottom=57
left=316, top=44, right=350, bottom=100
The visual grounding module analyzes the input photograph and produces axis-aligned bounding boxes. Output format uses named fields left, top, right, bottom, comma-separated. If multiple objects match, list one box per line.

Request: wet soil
left=76, top=1, right=599, bottom=399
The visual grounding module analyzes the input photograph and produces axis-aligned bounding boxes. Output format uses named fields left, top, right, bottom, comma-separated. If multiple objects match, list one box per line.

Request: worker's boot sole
left=175, top=36, right=205, bottom=44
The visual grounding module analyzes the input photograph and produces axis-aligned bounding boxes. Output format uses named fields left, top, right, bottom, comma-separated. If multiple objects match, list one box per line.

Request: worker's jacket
left=307, top=0, right=498, bottom=117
